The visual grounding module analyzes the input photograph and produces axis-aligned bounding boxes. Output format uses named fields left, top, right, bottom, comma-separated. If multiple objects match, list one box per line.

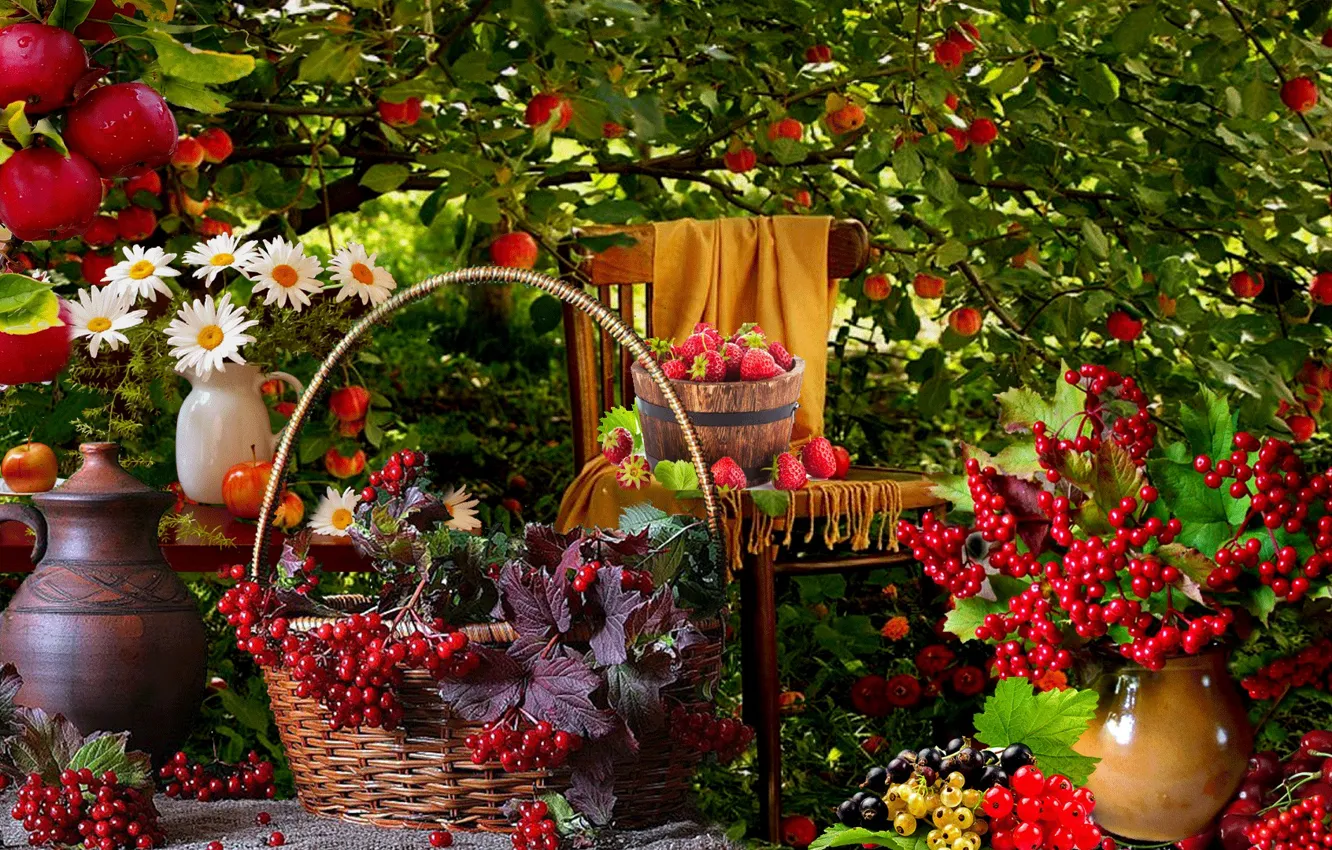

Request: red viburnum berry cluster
left=12, top=770, right=165, bottom=850
left=985, top=766, right=1106, bottom=850
left=464, top=716, right=582, bottom=773
left=1199, top=433, right=1332, bottom=601
left=649, top=322, right=796, bottom=384
left=157, top=751, right=276, bottom=802
left=510, top=800, right=558, bottom=850
left=1243, top=795, right=1330, bottom=850
left=1242, top=639, right=1332, bottom=700
left=362, top=448, right=427, bottom=502
left=667, top=704, right=755, bottom=764
left=1035, top=365, right=1156, bottom=480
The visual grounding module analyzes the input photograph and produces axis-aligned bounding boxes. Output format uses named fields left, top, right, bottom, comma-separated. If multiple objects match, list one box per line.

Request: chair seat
left=730, top=466, right=945, bottom=520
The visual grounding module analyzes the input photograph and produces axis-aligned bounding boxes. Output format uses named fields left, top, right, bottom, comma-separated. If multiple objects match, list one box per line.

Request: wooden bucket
left=631, top=357, right=804, bottom=481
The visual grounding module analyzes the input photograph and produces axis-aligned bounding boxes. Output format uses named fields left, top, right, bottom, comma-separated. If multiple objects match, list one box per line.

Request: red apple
left=82, top=215, right=118, bottom=248
left=766, top=117, right=802, bottom=142
left=75, top=0, right=138, bottom=43
left=524, top=93, right=573, bottom=131
left=912, top=273, right=946, bottom=298
left=271, top=490, right=304, bottom=530
left=967, top=118, right=998, bottom=146
left=944, top=92, right=959, bottom=111
left=949, top=307, right=982, bottom=336
left=723, top=145, right=757, bottom=173
left=377, top=97, right=422, bottom=127
left=0, top=148, right=103, bottom=241
left=849, top=674, right=889, bottom=717
left=0, top=23, right=88, bottom=114
left=0, top=297, right=72, bottom=385
left=1229, top=270, right=1264, bottom=298
left=323, top=447, right=366, bottom=479
left=804, top=44, right=832, bottom=63
left=64, top=82, right=179, bottom=177
left=946, top=127, right=969, bottom=152
left=171, top=137, right=205, bottom=169
left=221, top=457, right=273, bottom=520
left=199, top=217, right=232, bottom=237
left=825, top=103, right=865, bottom=135
left=116, top=206, right=157, bottom=242
left=1310, top=271, right=1332, bottom=305
left=329, top=385, right=370, bottom=422
left=196, top=128, right=234, bottom=163
left=864, top=273, right=891, bottom=301
left=1282, top=77, right=1318, bottom=114
left=489, top=232, right=539, bottom=268
left=933, top=39, right=964, bottom=71
left=1106, top=310, right=1143, bottom=342
left=80, top=252, right=116, bottom=286
left=2, top=442, right=58, bottom=493
left=831, top=445, right=851, bottom=480
left=124, top=170, right=162, bottom=197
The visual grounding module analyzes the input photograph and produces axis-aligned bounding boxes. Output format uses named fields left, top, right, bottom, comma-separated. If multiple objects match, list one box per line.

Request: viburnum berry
left=465, top=715, right=582, bottom=773
left=510, top=799, right=558, bottom=850
left=12, top=770, right=166, bottom=850
left=668, top=703, right=755, bottom=763
left=158, top=750, right=276, bottom=802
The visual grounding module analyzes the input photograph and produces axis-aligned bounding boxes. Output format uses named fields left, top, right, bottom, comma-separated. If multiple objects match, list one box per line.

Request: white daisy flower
left=328, top=242, right=397, bottom=306
left=243, top=236, right=324, bottom=312
left=182, top=234, right=260, bottom=288
left=309, top=486, right=361, bottom=537
left=67, top=287, right=146, bottom=358
left=441, top=486, right=482, bottom=533
left=104, top=245, right=180, bottom=303
left=163, top=292, right=259, bottom=378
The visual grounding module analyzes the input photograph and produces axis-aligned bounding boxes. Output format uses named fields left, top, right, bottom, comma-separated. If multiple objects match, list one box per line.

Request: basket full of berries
left=223, top=268, right=738, bottom=837
left=633, top=322, right=803, bottom=481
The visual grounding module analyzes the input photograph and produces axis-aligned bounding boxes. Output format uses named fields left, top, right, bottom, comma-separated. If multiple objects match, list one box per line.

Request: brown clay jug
left=0, top=442, right=205, bottom=760
left=1074, top=649, right=1252, bottom=842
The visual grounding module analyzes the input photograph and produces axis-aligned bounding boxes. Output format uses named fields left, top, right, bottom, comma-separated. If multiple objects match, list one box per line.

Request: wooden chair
left=558, top=219, right=945, bottom=840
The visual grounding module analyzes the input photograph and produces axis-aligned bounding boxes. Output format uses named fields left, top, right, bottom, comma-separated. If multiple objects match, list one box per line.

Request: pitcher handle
left=265, top=371, right=305, bottom=441
left=0, top=504, right=47, bottom=565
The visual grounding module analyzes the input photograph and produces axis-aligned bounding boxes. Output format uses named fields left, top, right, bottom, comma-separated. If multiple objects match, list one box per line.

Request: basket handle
left=248, top=266, right=720, bottom=579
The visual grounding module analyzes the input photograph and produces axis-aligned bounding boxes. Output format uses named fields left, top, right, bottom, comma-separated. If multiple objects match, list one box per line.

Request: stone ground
left=0, top=794, right=741, bottom=849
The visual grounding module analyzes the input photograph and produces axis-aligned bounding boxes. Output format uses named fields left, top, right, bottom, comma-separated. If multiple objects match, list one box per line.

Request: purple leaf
left=624, top=588, right=691, bottom=643
left=277, top=530, right=313, bottom=580
left=599, top=528, right=652, bottom=559
left=990, top=475, right=1053, bottom=555
left=565, top=721, right=638, bottom=825
left=437, top=647, right=526, bottom=723
left=496, top=563, right=571, bottom=636
left=523, top=654, right=614, bottom=739
left=526, top=524, right=580, bottom=570
left=0, top=663, right=22, bottom=739
left=588, top=566, right=636, bottom=666
left=507, top=633, right=555, bottom=665
left=605, top=649, right=677, bottom=732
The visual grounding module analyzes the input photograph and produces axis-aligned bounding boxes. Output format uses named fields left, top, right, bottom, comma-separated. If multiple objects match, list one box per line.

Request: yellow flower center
left=196, top=324, right=224, bottom=350
left=350, top=262, right=375, bottom=285
left=330, top=507, right=353, bottom=530
left=210, top=252, right=235, bottom=267
left=271, top=264, right=299, bottom=288
left=128, top=260, right=155, bottom=280
left=87, top=317, right=112, bottom=333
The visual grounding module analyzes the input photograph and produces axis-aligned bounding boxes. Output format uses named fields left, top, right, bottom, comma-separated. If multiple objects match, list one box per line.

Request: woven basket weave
left=246, top=267, right=724, bottom=832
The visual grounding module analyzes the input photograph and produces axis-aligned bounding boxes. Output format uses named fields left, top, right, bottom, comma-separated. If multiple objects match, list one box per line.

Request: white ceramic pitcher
left=175, top=363, right=303, bottom=504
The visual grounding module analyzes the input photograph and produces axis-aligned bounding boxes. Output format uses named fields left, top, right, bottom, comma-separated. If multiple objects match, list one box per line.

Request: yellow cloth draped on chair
left=556, top=216, right=837, bottom=532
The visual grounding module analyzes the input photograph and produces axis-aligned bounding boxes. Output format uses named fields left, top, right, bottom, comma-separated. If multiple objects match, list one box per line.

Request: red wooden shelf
left=0, top=504, right=371, bottom=573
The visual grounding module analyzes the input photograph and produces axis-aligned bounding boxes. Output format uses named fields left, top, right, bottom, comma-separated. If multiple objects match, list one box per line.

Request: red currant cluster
left=277, top=614, right=476, bottom=730
left=570, top=560, right=601, bottom=593
left=157, top=750, right=276, bottom=802
left=1047, top=365, right=1156, bottom=469
left=1243, top=795, right=1329, bottom=850
left=1242, top=639, right=1332, bottom=700
left=362, top=449, right=427, bottom=501
left=983, top=766, right=1106, bottom=850
left=1199, top=433, right=1332, bottom=601
left=667, top=704, right=755, bottom=764
left=464, top=716, right=582, bottom=773
left=897, top=510, right=979, bottom=597
left=619, top=568, right=654, bottom=594
left=11, top=770, right=166, bottom=850
left=509, top=799, right=558, bottom=850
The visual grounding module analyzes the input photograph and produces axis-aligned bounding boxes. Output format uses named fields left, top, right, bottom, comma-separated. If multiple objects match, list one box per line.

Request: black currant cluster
left=837, top=739, right=1036, bottom=832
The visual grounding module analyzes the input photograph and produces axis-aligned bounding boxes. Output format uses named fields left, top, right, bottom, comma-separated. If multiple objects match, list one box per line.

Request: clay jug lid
left=36, top=443, right=166, bottom=502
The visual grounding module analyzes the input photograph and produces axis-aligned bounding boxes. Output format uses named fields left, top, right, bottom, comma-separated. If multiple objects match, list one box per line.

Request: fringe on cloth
left=719, top=479, right=904, bottom=574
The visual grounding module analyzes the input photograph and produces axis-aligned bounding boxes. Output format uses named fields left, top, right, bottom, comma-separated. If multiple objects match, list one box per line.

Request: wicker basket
left=246, top=267, right=724, bottom=832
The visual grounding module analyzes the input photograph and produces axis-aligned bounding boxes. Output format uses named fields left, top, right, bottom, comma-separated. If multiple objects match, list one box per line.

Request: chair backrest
left=560, top=219, right=870, bottom=470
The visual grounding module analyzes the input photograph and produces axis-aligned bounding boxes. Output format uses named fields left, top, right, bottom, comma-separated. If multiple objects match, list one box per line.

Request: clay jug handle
left=0, top=504, right=47, bottom=565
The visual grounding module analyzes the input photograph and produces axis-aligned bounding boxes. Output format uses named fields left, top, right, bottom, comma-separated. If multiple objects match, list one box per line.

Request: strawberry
left=768, top=341, right=795, bottom=372
left=602, top=427, right=633, bottom=464
left=832, top=445, right=851, bottom=479
left=710, top=456, right=747, bottom=491
left=662, top=358, right=688, bottom=380
left=693, top=322, right=724, bottom=348
left=739, top=331, right=769, bottom=349
left=616, top=455, right=652, bottom=489
left=800, top=437, right=838, bottom=478
left=678, top=332, right=716, bottom=361
left=646, top=337, right=674, bottom=362
left=771, top=452, right=808, bottom=491
left=688, top=349, right=727, bottom=382
left=740, top=348, right=782, bottom=381
left=722, top=342, right=743, bottom=380
left=731, top=322, right=766, bottom=344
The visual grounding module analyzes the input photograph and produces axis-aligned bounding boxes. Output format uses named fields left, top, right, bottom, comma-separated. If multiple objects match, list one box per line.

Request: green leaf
left=160, top=77, right=231, bottom=114
left=598, top=406, right=642, bottom=451
left=1179, top=387, right=1233, bottom=462
left=1092, top=440, right=1142, bottom=513
left=418, top=188, right=447, bottom=227
left=768, top=138, right=808, bottom=166
left=68, top=733, right=152, bottom=790
left=996, top=362, right=1083, bottom=434
left=47, top=0, right=96, bottom=29
left=892, top=144, right=924, bottom=185
left=1077, top=61, right=1120, bottom=104
left=1146, top=458, right=1227, bottom=524
left=0, top=275, right=63, bottom=335
left=142, top=32, right=255, bottom=83
left=1244, top=585, right=1276, bottom=625
left=972, top=677, right=1101, bottom=785
left=217, top=687, right=273, bottom=734
left=528, top=294, right=563, bottom=335
left=750, top=489, right=790, bottom=518
left=360, top=163, right=410, bottom=193
left=923, top=167, right=958, bottom=203
left=653, top=459, right=698, bottom=491
left=944, top=595, right=1006, bottom=640
left=463, top=194, right=502, bottom=224
left=4, top=101, right=30, bottom=148
left=1110, top=4, right=1156, bottom=53
left=298, top=42, right=361, bottom=83
left=1080, top=219, right=1109, bottom=259
left=579, top=198, right=645, bottom=224
left=811, top=826, right=909, bottom=849
left=936, top=239, right=968, bottom=266
left=987, top=61, right=1029, bottom=95
left=917, top=373, right=951, bottom=416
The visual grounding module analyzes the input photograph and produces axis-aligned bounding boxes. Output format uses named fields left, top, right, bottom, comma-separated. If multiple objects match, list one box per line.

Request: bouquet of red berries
left=1210, top=731, right=1332, bottom=850
left=648, top=322, right=797, bottom=382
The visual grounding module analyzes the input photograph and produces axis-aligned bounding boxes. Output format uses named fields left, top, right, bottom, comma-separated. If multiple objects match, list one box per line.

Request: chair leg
left=741, top=545, right=782, bottom=842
